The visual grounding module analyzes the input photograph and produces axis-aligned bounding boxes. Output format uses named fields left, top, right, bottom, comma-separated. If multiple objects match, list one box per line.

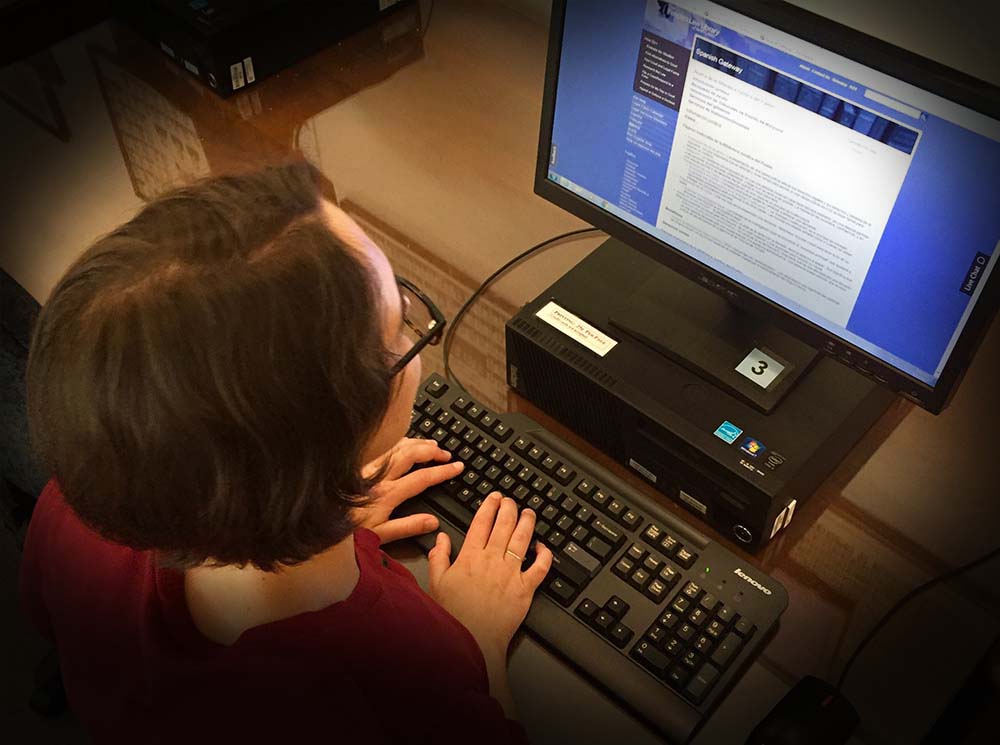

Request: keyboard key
left=541, top=455, right=558, bottom=473
left=450, top=395, right=471, bottom=413
left=512, top=436, right=530, bottom=453
left=575, top=506, right=594, bottom=524
left=471, top=455, right=489, bottom=471
left=629, top=568, right=651, bottom=590
left=526, top=445, right=545, bottom=463
left=666, top=666, right=690, bottom=690
left=436, top=410, right=454, bottom=426
left=455, top=488, right=474, bottom=504
left=646, top=625, right=666, bottom=645
left=642, top=524, right=663, bottom=546
left=533, top=521, right=551, bottom=540
left=480, top=413, right=497, bottom=429
left=527, top=495, right=545, bottom=511
left=644, top=579, right=669, bottom=603
left=631, top=641, right=671, bottom=677
left=431, top=427, right=448, bottom=443
left=573, top=478, right=595, bottom=499
left=415, top=392, right=430, bottom=410
left=591, top=489, right=610, bottom=508
left=462, top=471, right=479, bottom=487
left=425, top=379, right=448, bottom=397
left=626, top=543, right=645, bottom=561
left=443, top=436, right=462, bottom=452
left=676, top=547, right=697, bottom=569
left=694, top=635, right=713, bottom=655
left=575, top=598, right=598, bottom=622
left=530, top=476, right=549, bottom=493
left=498, top=474, right=516, bottom=492
left=541, top=505, right=559, bottom=522
left=716, top=606, right=735, bottom=624
left=660, top=534, right=679, bottom=555
left=734, top=618, right=756, bottom=639
left=642, top=555, right=663, bottom=574
left=605, top=595, right=629, bottom=619
left=658, top=610, right=680, bottom=629
left=419, top=419, right=435, bottom=434
left=426, top=493, right=472, bottom=530
left=681, top=650, right=701, bottom=671
left=545, top=577, right=577, bottom=606
left=684, top=662, right=720, bottom=704
left=544, top=487, right=563, bottom=504
left=688, top=608, right=708, bottom=627
left=503, top=456, right=519, bottom=473
left=683, top=582, right=701, bottom=600
left=621, top=510, right=642, bottom=530
left=570, top=525, right=590, bottom=544
left=489, top=446, right=506, bottom=463
left=462, top=429, right=479, bottom=444
left=676, top=623, right=696, bottom=642
left=609, top=623, right=634, bottom=648
left=512, top=484, right=530, bottom=502
left=593, top=610, right=615, bottom=632
left=466, top=404, right=483, bottom=420
left=560, top=496, right=579, bottom=513
left=607, top=499, right=626, bottom=518
left=560, top=542, right=602, bottom=581
left=475, top=481, right=494, bottom=497
left=664, top=637, right=684, bottom=656
left=659, top=565, right=679, bottom=588
left=671, top=596, right=691, bottom=615
left=555, top=514, right=574, bottom=532
left=547, top=530, right=567, bottom=550
left=475, top=438, right=492, bottom=454
left=711, top=633, right=743, bottom=669
left=586, top=536, right=612, bottom=561
left=612, top=556, right=635, bottom=579
left=457, top=445, right=475, bottom=462
left=516, top=466, right=534, bottom=483
left=554, top=465, right=575, bottom=485
left=492, top=421, right=512, bottom=442
left=699, top=593, right=719, bottom=613
left=590, top=518, right=624, bottom=547
left=705, top=620, right=726, bottom=639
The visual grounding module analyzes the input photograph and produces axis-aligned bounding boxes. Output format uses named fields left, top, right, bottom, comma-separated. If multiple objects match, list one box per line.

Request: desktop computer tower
left=505, top=238, right=895, bottom=551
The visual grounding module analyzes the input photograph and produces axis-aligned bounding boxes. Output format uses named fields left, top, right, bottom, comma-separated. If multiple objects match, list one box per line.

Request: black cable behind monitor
left=441, top=227, right=603, bottom=393
left=836, top=543, right=1000, bottom=692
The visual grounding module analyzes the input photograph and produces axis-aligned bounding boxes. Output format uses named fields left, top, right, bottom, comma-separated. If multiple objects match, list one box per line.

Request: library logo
left=714, top=421, right=743, bottom=444
left=740, top=437, right=766, bottom=457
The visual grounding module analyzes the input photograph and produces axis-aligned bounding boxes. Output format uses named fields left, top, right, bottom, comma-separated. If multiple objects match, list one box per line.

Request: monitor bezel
left=535, top=0, right=1000, bottom=413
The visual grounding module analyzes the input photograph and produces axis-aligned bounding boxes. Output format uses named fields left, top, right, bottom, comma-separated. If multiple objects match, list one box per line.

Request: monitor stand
left=609, top=266, right=819, bottom=414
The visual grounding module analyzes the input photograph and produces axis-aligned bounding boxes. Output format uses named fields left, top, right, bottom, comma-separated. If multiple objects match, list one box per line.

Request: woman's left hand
left=356, top=437, right=465, bottom=544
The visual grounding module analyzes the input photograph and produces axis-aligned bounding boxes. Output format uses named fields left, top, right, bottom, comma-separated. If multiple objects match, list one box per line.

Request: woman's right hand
left=427, top=493, right=553, bottom=660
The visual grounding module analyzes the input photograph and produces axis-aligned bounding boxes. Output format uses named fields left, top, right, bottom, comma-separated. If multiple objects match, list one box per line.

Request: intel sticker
left=714, top=421, right=743, bottom=444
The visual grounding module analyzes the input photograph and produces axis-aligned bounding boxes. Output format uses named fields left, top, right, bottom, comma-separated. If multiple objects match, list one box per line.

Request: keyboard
left=397, top=373, right=788, bottom=743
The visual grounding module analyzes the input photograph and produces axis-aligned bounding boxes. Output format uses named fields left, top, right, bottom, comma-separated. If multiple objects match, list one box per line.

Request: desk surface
left=2, top=2, right=999, bottom=743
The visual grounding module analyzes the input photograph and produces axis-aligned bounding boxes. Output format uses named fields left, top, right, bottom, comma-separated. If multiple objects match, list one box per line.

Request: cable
left=836, top=543, right=1000, bottom=691
left=442, top=227, right=604, bottom=393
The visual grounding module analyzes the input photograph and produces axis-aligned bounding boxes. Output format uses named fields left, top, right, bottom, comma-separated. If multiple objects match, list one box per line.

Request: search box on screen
left=864, top=89, right=922, bottom=120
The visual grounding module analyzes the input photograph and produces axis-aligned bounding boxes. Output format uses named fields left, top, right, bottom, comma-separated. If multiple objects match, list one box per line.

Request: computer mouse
left=745, top=676, right=859, bottom=745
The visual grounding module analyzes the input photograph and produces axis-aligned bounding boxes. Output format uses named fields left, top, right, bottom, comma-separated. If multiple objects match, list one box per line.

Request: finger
left=522, top=543, right=553, bottom=591
left=505, top=507, right=536, bottom=560
left=381, top=461, right=465, bottom=508
left=371, top=513, right=439, bottom=544
left=383, top=439, right=451, bottom=479
left=464, top=492, right=502, bottom=550
left=427, top=532, right=452, bottom=591
left=485, top=497, right=519, bottom=555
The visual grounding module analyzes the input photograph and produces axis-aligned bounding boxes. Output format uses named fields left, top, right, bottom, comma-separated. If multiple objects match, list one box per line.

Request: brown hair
left=26, top=162, right=394, bottom=570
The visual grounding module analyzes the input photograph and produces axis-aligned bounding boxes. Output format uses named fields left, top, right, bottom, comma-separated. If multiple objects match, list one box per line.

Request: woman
left=20, top=162, right=552, bottom=743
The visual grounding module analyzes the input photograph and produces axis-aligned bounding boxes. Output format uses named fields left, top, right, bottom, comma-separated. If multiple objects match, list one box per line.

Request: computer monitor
left=536, top=0, right=1000, bottom=413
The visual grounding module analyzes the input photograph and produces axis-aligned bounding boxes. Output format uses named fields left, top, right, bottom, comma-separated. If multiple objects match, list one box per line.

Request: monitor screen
left=541, top=0, right=1000, bottom=410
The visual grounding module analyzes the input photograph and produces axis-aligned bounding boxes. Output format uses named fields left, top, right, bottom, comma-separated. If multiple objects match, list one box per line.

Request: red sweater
left=20, top=479, right=527, bottom=744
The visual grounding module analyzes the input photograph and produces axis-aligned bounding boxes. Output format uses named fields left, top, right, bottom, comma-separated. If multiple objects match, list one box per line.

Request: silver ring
left=505, top=549, right=524, bottom=562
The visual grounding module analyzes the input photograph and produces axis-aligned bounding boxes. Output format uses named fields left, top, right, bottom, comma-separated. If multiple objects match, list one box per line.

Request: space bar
left=425, top=492, right=473, bottom=530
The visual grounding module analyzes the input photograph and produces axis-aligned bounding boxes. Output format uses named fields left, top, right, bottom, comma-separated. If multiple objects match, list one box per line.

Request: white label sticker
left=535, top=301, right=618, bottom=357
left=159, top=42, right=175, bottom=58
left=679, top=490, right=707, bottom=515
left=243, top=56, right=256, bottom=84
left=184, top=60, right=199, bottom=76
left=782, top=499, right=797, bottom=528
left=230, top=61, right=246, bottom=90
left=379, top=0, right=400, bottom=9
left=736, top=348, right=785, bottom=389
left=770, top=509, right=787, bottom=539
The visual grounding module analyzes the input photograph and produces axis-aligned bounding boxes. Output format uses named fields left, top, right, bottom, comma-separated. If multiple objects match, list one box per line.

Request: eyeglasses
left=387, top=276, right=447, bottom=377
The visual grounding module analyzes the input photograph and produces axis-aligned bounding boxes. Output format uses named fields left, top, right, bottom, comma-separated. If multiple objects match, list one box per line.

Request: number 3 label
left=736, top=349, right=785, bottom=389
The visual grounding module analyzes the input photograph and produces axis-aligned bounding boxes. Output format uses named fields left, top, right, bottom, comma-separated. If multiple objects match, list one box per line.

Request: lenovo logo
left=734, top=567, right=772, bottom=596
